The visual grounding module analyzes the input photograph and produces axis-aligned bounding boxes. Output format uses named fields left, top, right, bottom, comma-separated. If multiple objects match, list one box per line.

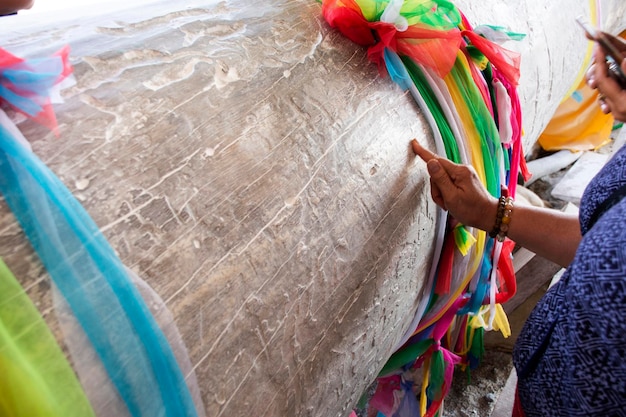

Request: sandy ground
left=351, top=346, right=514, bottom=417
left=442, top=349, right=513, bottom=417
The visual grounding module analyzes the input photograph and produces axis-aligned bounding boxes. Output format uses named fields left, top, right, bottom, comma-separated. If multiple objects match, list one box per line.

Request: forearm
left=480, top=201, right=581, bottom=268
left=411, top=139, right=582, bottom=266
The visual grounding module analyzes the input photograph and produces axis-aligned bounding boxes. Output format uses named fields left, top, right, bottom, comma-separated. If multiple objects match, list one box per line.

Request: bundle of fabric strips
left=0, top=48, right=203, bottom=417
left=320, top=0, right=531, bottom=416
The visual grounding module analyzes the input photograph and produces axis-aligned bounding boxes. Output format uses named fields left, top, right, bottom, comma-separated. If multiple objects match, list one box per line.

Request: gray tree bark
left=1, top=1, right=624, bottom=416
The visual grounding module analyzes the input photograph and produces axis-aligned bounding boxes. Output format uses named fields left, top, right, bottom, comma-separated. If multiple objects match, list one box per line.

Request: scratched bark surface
left=1, top=1, right=624, bottom=417
left=2, top=2, right=435, bottom=416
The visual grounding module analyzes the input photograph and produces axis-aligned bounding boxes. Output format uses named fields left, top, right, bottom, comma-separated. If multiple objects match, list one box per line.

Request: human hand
left=411, top=139, right=498, bottom=231
left=0, top=0, right=33, bottom=15
left=586, top=33, right=626, bottom=121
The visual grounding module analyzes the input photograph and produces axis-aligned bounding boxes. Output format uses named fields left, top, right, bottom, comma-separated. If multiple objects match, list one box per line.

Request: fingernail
left=427, top=160, right=441, bottom=174
left=600, top=103, right=610, bottom=113
left=411, top=138, right=419, bottom=154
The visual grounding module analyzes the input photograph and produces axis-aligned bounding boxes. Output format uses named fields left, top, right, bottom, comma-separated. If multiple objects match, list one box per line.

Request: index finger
left=411, top=138, right=438, bottom=163
left=593, top=47, right=610, bottom=79
left=600, top=31, right=626, bottom=61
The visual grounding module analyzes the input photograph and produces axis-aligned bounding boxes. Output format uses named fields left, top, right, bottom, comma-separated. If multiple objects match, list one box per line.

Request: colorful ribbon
left=322, top=0, right=463, bottom=78
left=0, top=48, right=200, bottom=417
left=320, top=1, right=526, bottom=415
left=0, top=258, right=96, bottom=417
left=0, top=47, right=72, bottom=135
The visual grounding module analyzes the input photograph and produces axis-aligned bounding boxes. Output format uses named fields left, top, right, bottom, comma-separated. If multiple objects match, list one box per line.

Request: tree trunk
left=1, top=1, right=624, bottom=416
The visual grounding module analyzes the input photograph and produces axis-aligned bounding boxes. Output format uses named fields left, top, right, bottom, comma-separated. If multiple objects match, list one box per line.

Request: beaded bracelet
left=497, top=197, right=514, bottom=242
left=489, top=195, right=514, bottom=241
left=489, top=196, right=507, bottom=238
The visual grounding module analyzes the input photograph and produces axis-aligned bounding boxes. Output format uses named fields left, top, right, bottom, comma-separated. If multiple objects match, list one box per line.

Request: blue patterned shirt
left=513, top=144, right=626, bottom=416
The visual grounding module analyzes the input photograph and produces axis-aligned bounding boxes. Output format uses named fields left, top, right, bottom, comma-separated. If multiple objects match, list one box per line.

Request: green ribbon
left=0, top=258, right=95, bottom=417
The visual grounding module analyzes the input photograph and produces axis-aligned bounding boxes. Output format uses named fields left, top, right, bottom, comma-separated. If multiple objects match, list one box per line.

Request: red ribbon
left=494, top=238, right=517, bottom=304
left=322, top=0, right=463, bottom=78
left=0, top=46, right=73, bottom=135
left=322, top=0, right=522, bottom=85
left=462, top=30, right=521, bottom=86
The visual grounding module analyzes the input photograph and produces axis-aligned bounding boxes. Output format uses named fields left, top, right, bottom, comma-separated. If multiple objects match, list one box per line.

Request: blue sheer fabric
left=0, top=54, right=64, bottom=116
left=0, top=125, right=198, bottom=417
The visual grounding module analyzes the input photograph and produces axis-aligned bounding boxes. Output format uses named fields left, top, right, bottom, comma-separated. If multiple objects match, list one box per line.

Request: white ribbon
left=380, top=0, right=408, bottom=31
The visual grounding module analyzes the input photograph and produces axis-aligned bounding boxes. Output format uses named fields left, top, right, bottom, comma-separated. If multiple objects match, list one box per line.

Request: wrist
left=480, top=197, right=499, bottom=232
left=488, top=195, right=514, bottom=241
